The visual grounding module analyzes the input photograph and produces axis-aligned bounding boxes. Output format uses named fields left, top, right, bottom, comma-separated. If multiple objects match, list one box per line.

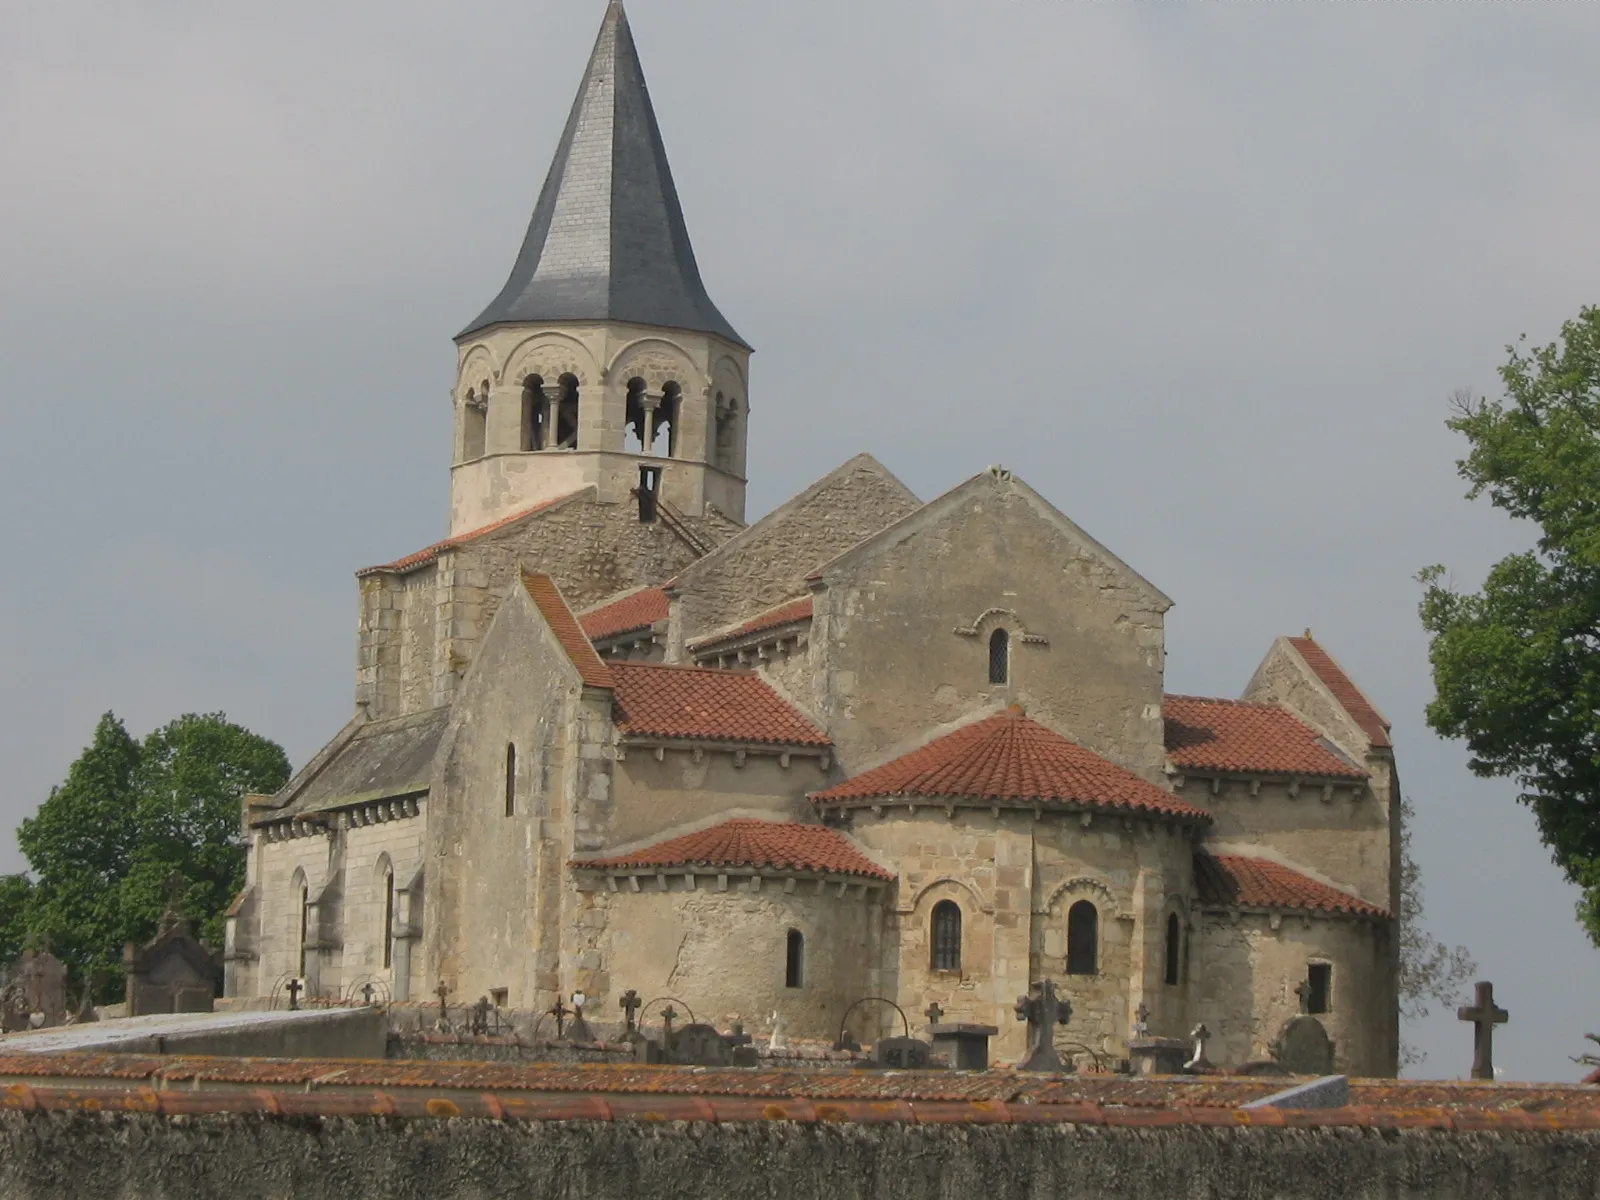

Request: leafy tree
left=1419, top=304, right=1600, bottom=945
left=1396, top=797, right=1475, bottom=1068
left=8, top=711, right=289, bottom=994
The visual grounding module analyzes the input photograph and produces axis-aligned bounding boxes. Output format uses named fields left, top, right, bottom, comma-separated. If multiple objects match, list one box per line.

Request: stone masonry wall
left=608, top=750, right=826, bottom=847
left=2, top=1110, right=1592, bottom=1199
left=1192, top=909, right=1396, bottom=1076
left=564, top=878, right=884, bottom=1043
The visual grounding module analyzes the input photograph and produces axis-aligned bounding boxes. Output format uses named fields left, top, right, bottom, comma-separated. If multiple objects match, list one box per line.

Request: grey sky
left=3, top=0, right=1598, bottom=1079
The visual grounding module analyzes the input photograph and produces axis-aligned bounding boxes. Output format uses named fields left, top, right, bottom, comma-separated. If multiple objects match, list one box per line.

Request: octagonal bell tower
left=449, top=1, right=751, bottom=536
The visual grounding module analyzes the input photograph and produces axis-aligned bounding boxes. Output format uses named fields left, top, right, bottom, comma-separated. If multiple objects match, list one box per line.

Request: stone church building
left=226, top=2, right=1400, bottom=1074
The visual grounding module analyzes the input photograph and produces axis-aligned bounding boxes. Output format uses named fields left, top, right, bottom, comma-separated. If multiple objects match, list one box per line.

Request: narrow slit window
left=297, top=884, right=309, bottom=978
left=1164, top=913, right=1181, bottom=986
left=785, top=929, right=804, bottom=989
left=505, top=743, right=517, bottom=817
left=382, top=868, right=395, bottom=969
left=1066, top=900, right=1098, bottom=975
left=988, top=628, right=1010, bottom=685
left=931, top=900, right=962, bottom=972
left=1307, top=963, right=1332, bottom=1014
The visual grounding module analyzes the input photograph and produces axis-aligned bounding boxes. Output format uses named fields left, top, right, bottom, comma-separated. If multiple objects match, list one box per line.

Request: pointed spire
left=460, top=3, right=745, bottom=347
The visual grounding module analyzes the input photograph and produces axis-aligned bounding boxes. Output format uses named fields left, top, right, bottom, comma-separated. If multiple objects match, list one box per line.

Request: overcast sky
left=3, top=0, right=1599, bottom=1079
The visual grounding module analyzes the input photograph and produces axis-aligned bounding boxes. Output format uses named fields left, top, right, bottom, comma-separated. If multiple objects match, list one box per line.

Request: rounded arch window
left=1164, top=911, right=1181, bottom=986
left=930, top=900, right=962, bottom=972
left=988, top=628, right=1010, bottom=685
left=1066, top=900, right=1098, bottom=975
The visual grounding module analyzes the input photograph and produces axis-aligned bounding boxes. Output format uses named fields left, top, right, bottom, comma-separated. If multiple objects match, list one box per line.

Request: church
left=225, top=1, right=1400, bottom=1074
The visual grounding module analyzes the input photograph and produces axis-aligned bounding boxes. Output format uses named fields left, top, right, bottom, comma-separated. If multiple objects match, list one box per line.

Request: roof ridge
left=522, top=571, right=615, bottom=690
left=612, top=661, right=758, bottom=678
left=1166, top=693, right=1284, bottom=711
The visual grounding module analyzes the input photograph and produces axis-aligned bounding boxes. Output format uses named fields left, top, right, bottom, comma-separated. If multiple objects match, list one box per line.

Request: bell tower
left=449, top=1, right=751, bottom=535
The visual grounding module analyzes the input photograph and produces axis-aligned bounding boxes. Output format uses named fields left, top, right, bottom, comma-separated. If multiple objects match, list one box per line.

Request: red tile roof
left=811, top=707, right=1209, bottom=820
left=357, top=491, right=586, bottom=576
left=523, top=572, right=615, bottom=691
left=580, top=587, right=671, bottom=640
left=610, top=663, right=829, bottom=747
left=1194, top=852, right=1389, bottom=919
left=575, top=818, right=892, bottom=881
left=689, top=596, right=813, bottom=653
left=1164, top=695, right=1365, bottom=779
left=1288, top=635, right=1392, bottom=748
left=1, top=1055, right=1597, bottom=1126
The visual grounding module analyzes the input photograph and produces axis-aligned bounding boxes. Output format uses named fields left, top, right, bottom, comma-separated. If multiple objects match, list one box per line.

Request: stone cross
left=286, top=978, right=303, bottom=1012
left=361, top=983, right=376, bottom=1006
left=1133, top=1001, right=1150, bottom=1039
left=549, top=996, right=569, bottom=1039
left=434, top=981, right=450, bottom=1029
left=924, top=1002, right=943, bottom=1027
left=619, top=989, right=642, bottom=1037
left=1457, top=980, right=1509, bottom=1081
left=1014, top=979, right=1071, bottom=1071
left=1294, top=980, right=1312, bottom=1015
left=471, top=996, right=492, bottom=1036
left=1185, top=1023, right=1212, bottom=1071
left=660, top=1003, right=677, bottom=1048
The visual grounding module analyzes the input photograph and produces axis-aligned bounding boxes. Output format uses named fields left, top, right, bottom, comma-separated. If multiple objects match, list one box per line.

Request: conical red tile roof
left=811, top=708, right=1208, bottom=820
left=575, top=819, right=892, bottom=881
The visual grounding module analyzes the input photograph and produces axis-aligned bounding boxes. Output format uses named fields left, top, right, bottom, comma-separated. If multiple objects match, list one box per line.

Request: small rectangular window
left=490, top=988, right=508, bottom=1008
left=505, top=743, right=517, bottom=817
left=1307, top=963, right=1331, bottom=1014
left=637, top=465, right=662, bottom=523
left=785, top=929, right=804, bottom=989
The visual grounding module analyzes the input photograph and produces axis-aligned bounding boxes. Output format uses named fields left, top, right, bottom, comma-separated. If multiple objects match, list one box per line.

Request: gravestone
left=670, top=1023, right=732, bottom=1067
left=7, top=948, right=68, bottom=1027
left=872, top=1036, right=933, bottom=1069
left=1014, top=979, right=1072, bottom=1072
left=123, top=890, right=221, bottom=1017
left=1272, top=1015, right=1334, bottom=1075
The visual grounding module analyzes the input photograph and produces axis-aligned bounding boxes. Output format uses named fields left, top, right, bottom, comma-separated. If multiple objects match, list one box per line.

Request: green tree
left=11, top=711, right=289, bottom=993
left=1419, top=304, right=1600, bottom=945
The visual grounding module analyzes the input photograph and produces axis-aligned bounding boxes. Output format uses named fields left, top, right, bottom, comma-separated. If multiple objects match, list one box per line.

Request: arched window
left=930, top=900, right=962, bottom=972
left=297, top=881, right=310, bottom=978
left=988, top=628, right=1010, bottom=685
left=1066, top=900, right=1098, bottom=975
left=504, top=743, right=517, bottom=817
left=785, top=929, right=804, bottom=989
left=555, top=374, right=580, bottom=449
left=382, top=864, right=395, bottom=970
left=462, top=387, right=487, bottom=461
left=521, top=375, right=547, bottom=451
left=656, top=383, right=680, bottom=458
left=1164, top=912, right=1181, bottom=986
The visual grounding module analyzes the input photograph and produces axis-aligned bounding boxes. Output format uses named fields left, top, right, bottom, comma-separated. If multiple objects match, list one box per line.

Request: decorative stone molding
left=952, top=607, right=1049, bottom=645
left=1037, top=876, right=1127, bottom=920
left=608, top=338, right=698, bottom=391
left=457, top=347, right=497, bottom=388
left=502, top=333, right=595, bottom=388
left=899, top=876, right=992, bottom=916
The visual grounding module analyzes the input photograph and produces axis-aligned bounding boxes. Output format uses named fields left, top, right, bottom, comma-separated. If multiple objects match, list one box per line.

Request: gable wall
left=608, top=751, right=824, bottom=847
left=671, top=460, right=920, bottom=648
left=815, top=486, right=1168, bottom=780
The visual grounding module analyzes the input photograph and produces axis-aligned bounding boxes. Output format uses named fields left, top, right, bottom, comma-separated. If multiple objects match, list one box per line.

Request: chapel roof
left=523, top=572, right=616, bottom=690
left=1287, top=635, right=1392, bottom=749
left=1163, top=695, right=1366, bottom=780
left=356, top=490, right=588, bottom=577
left=580, top=586, right=671, bottom=641
left=573, top=818, right=892, bottom=881
left=610, top=663, right=830, bottom=747
left=811, top=707, right=1209, bottom=820
left=688, top=596, right=813, bottom=654
left=1193, top=852, right=1389, bottom=919
left=458, top=2, right=745, bottom=347
left=254, top=707, right=450, bottom=823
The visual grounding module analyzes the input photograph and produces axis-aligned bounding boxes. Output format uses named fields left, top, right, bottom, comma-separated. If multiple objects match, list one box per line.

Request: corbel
left=692, top=747, right=704, bottom=764
left=627, top=875, right=641, bottom=893
left=779, top=752, right=791, bottom=769
left=1287, top=778, right=1301, bottom=799
left=1210, top=776, right=1222, bottom=796
left=783, top=878, right=797, bottom=894
left=1249, top=779, right=1261, bottom=797
left=733, top=749, right=747, bottom=769
left=654, top=746, right=665, bottom=763
left=656, top=872, right=669, bottom=892
left=1320, top=784, right=1333, bottom=803
left=717, top=874, right=728, bottom=892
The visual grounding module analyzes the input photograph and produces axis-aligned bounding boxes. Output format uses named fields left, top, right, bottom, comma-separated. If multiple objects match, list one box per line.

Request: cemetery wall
left=0, top=1109, right=1593, bottom=1200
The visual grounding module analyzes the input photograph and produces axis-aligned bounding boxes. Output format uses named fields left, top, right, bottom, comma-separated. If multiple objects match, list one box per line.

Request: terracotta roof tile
left=812, top=707, right=1209, bottom=820
left=523, top=572, right=614, bottom=690
left=610, top=663, right=829, bottom=747
left=1288, top=635, right=1392, bottom=748
left=1164, top=695, right=1365, bottom=779
left=689, top=596, right=813, bottom=653
left=575, top=818, right=892, bottom=881
left=1194, top=852, right=1389, bottom=919
left=580, top=587, right=671, bottom=640
left=357, top=491, right=586, bottom=576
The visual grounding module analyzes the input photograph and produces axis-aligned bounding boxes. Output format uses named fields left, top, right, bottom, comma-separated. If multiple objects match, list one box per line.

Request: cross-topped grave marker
left=1458, top=980, right=1509, bottom=1081
left=434, top=981, right=450, bottom=1030
left=924, top=1002, right=943, bottom=1028
left=286, top=978, right=303, bottom=1012
left=1014, top=979, right=1072, bottom=1071
left=1294, top=980, right=1312, bottom=1015
left=619, top=989, right=642, bottom=1039
left=1133, top=1001, right=1150, bottom=1039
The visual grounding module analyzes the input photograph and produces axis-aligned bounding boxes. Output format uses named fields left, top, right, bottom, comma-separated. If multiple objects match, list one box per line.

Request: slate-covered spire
left=460, top=2, right=745, bottom=347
